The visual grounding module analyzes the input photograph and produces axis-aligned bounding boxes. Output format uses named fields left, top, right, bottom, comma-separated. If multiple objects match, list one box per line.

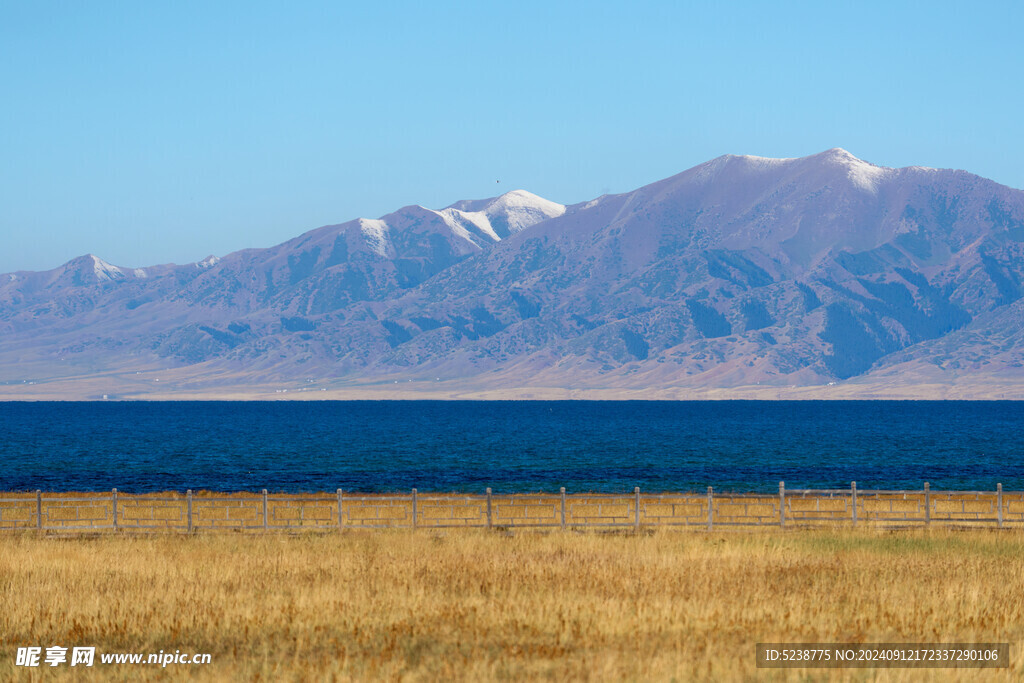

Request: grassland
left=1, top=528, right=1023, bottom=681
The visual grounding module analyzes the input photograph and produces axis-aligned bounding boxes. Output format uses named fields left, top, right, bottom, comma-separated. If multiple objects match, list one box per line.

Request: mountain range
left=4, top=148, right=1024, bottom=400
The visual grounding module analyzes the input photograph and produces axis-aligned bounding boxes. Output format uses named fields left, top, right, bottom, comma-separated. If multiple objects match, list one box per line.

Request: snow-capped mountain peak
left=692, top=148, right=893, bottom=194
left=811, top=148, right=892, bottom=192
left=483, top=189, right=563, bottom=214
left=351, top=190, right=567, bottom=257
left=445, top=190, right=564, bottom=228
left=816, top=147, right=861, bottom=161
left=89, top=254, right=127, bottom=282
left=481, top=190, right=566, bottom=234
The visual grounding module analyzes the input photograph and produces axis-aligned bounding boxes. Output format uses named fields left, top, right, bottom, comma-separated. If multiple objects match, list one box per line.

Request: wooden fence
left=0, top=483, right=1021, bottom=533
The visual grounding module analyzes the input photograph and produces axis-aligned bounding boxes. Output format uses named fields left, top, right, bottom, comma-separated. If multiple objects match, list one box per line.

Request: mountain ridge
left=4, top=149, right=1024, bottom=400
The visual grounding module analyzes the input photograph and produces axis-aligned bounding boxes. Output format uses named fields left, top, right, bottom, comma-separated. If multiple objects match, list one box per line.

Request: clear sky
left=2, top=1, right=1023, bottom=273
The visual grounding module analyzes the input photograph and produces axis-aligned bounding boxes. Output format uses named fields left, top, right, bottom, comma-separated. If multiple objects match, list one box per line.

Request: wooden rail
left=1, top=483, right=1021, bottom=533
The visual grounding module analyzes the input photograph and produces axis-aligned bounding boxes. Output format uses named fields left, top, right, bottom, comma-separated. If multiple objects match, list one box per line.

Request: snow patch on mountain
left=437, top=208, right=501, bottom=243
left=689, top=153, right=784, bottom=183
left=359, top=218, right=391, bottom=257
left=396, top=190, right=569, bottom=251
left=732, top=154, right=796, bottom=168
left=431, top=209, right=488, bottom=252
left=689, top=147, right=896, bottom=196
left=483, top=190, right=566, bottom=233
left=443, top=190, right=565, bottom=237
left=818, top=148, right=892, bottom=192
left=90, top=255, right=125, bottom=282
left=846, top=160, right=890, bottom=192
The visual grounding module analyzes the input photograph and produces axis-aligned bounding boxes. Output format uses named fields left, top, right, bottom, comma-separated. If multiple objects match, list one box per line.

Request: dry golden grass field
left=1, top=527, right=1023, bottom=681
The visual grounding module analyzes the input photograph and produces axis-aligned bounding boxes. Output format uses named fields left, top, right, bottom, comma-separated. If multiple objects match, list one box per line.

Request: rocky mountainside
left=4, top=149, right=1024, bottom=399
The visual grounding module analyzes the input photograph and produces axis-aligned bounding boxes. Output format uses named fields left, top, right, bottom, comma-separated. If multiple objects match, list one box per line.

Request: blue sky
left=2, top=1, right=1022, bottom=273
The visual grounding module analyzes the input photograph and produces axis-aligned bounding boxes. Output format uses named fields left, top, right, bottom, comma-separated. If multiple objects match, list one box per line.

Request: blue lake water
left=1, top=401, right=1022, bottom=493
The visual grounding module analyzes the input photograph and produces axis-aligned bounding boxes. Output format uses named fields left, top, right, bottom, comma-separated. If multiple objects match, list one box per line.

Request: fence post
left=486, top=488, right=493, bottom=529
left=262, top=489, right=268, bottom=531
left=36, top=490, right=42, bottom=531
left=112, top=488, right=118, bottom=531
left=923, top=482, right=930, bottom=527
left=779, top=482, right=785, bottom=529
left=342, top=489, right=350, bottom=532
left=707, top=486, right=713, bottom=531
left=560, top=487, right=566, bottom=530
left=412, top=488, right=417, bottom=529
left=186, top=490, right=193, bottom=533
left=851, top=482, right=857, bottom=528
left=997, top=483, right=1003, bottom=529
left=634, top=487, right=641, bottom=531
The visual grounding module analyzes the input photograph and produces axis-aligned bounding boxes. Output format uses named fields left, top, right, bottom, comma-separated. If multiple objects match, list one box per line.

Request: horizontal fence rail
left=1, top=483, right=1022, bottom=533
